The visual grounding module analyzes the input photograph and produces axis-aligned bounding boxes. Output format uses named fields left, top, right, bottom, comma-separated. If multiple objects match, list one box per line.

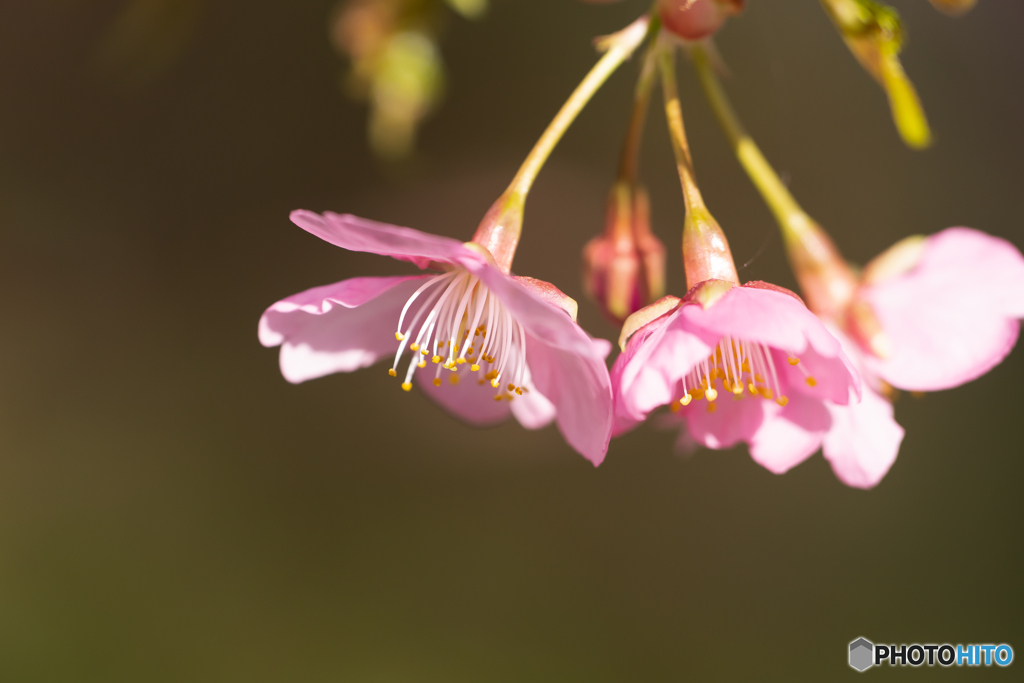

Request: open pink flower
left=613, top=279, right=861, bottom=474
left=808, top=227, right=1024, bottom=487
left=856, top=228, right=1024, bottom=391
left=259, top=210, right=614, bottom=465
left=782, top=225, right=1024, bottom=489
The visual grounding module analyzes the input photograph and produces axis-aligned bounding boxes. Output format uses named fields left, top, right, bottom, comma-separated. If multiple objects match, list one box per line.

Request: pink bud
left=657, top=0, right=745, bottom=41
left=582, top=183, right=666, bottom=325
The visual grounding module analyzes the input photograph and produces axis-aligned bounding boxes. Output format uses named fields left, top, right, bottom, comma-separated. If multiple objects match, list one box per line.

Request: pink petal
left=683, top=395, right=766, bottom=450
left=864, top=228, right=1024, bottom=391
left=680, top=286, right=843, bottom=359
left=611, top=308, right=716, bottom=432
left=462, top=258, right=600, bottom=359
left=525, top=334, right=614, bottom=466
left=414, top=366, right=512, bottom=428
left=682, top=286, right=860, bottom=403
left=509, top=381, right=557, bottom=430
left=290, top=210, right=473, bottom=270
left=822, top=385, right=904, bottom=489
left=747, top=394, right=830, bottom=475
left=259, top=275, right=428, bottom=384
left=774, top=344, right=861, bottom=406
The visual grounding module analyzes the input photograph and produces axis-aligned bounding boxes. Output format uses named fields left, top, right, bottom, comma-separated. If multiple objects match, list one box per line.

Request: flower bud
left=582, top=182, right=666, bottom=325
left=657, top=0, right=745, bottom=41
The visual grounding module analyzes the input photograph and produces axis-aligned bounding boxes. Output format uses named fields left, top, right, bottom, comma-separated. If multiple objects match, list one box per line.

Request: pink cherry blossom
left=260, top=210, right=614, bottom=465
left=817, top=325, right=905, bottom=489
left=613, top=279, right=861, bottom=475
left=812, top=227, right=1024, bottom=488
left=858, top=228, right=1024, bottom=392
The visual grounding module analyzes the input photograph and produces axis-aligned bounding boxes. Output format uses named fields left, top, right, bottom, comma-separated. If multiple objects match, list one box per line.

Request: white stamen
left=391, top=269, right=527, bottom=397
left=679, top=336, right=794, bottom=407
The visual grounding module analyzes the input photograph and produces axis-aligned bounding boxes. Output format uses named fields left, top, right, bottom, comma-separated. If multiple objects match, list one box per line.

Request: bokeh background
left=1, top=0, right=1022, bottom=680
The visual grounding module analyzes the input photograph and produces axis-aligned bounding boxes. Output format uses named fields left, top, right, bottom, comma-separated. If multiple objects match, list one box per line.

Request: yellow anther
left=776, top=396, right=789, bottom=407
left=388, top=368, right=397, bottom=377
left=754, top=374, right=765, bottom=383
left=761, top=388, right=773, bottom=400
left=706, top=388, right=718, bottom=402
left=432, top=355, right=442, bottom=364
left=707, top=402, right=717, bottom=413
left=449, top=374, right=460, bottom=385
left=732, top=383, right=744, bottom=395
left=507, top=383, right=515, bottom=392
left=409, top=343, right=419, bottom=352
left=432, top=378, right=442, bottom=387
left=748, top=382, right=758, bottom=395
left=395, top=332, right=405, bottom=341
left=670, top=401, right=681, bottom=413
left=515, top=387, right=523, bottom=395
left=741, top=361, right=750, bottom=373
left=421, top=348, right=428, bottom=356
left=417, top=361, right=426, bottom=368
left=806, top=377, right=817, bottom=387
left=491, top=379, right=500, bottom=388
left=493, top=395, right=503, bottom=401
left=456, top=358, right=466, bottom=365
left=485, top=370, right=498, bottom=380
left=467, top=347, right=474, bottom=354
left=470, top=364, right=480, bottom=372
left=680, top=394, right=692, bottom=406
left=478, top=379, right=486, bottom=385
left=401, top=382, right=413, bottom=392
left=788, top=357, right=800, bottom=366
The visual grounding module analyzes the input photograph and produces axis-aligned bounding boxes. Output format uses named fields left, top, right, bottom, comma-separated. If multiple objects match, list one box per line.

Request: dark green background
left=1, top=0, right=1021, bottom=680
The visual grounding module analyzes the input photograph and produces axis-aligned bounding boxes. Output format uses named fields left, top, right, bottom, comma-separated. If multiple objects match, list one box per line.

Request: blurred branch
left=331, top=0, right=488, bottom=161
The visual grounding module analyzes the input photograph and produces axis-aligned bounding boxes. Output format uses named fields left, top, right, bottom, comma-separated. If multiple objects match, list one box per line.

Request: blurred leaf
left=445, top=0, right=488, bottom=20
left=820, top=0, right=932, bottom=149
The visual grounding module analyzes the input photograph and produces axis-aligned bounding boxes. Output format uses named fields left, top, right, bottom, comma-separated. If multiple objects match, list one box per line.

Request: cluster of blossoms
left=261, top=0, right=1024, bottom=488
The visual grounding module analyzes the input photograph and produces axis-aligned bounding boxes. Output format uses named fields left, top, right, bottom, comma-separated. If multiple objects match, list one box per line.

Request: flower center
left=388, top=270, right=527, bottom=401
left=672, top=336, right=817, bottom=413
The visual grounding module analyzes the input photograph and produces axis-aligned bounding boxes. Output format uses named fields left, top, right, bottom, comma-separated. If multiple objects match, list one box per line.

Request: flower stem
left=689, top=43, right=807, bottom=236
left=508, top=16, right=655, bottom=201
left=659, top=41, right=738, bottom=288
left=473, top=15, right=655, bottom=272
left=690, top=42, right=857, bottom=315
left=617, top=45, right=658, bottom=184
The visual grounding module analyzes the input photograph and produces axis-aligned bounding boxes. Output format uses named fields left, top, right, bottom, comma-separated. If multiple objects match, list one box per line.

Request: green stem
left=617, top=45, right=658, bottom=183
left=690, top=42, right=859, bottom=315
left=659, top=42, right=738, bottom=288
left=689, top=43, right=810, bottom=239
left=474, top=15, right=657, bottom=272
left=657, top=44, right=703, bottom=211
left=507, top=16, right=656, bottom=202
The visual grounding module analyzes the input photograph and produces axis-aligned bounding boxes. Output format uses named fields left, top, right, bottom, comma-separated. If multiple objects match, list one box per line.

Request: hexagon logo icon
left=849, top=638, right=874, bottom=672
